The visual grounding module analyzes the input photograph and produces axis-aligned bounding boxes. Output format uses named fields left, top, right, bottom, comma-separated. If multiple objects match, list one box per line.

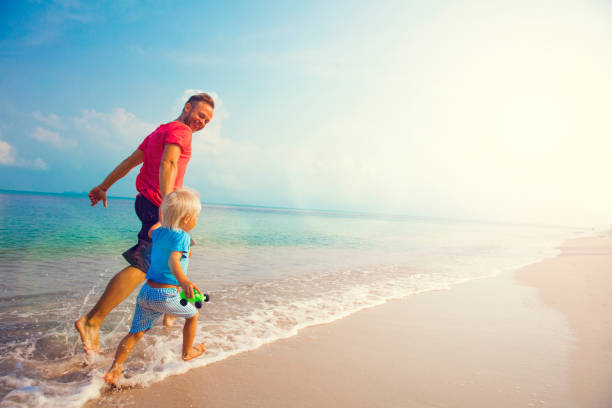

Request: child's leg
left=182, top=311, right=206, bottom=361
left=163, top=289, right=180, bottom=326
left=104, top=284, right=162, bottom=385
left=104, top=331, right=146, bottom=385
left=150, top=287, right=204, bottom=361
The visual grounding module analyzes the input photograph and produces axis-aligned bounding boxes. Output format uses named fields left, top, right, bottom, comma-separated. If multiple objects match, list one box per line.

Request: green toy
left=179, top=288, right=210, bottom=309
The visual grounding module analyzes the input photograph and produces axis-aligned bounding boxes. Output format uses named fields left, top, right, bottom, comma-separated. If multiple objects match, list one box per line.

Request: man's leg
left=75, top=266, right=146, bottom=353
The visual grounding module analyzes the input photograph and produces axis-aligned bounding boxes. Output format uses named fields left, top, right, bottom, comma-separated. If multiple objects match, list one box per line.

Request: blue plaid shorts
left=129, top=283, right=197, bottom=333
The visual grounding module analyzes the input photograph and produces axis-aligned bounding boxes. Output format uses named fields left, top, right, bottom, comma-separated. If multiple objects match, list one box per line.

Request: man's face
left=183, top=101, right=214, bottom=132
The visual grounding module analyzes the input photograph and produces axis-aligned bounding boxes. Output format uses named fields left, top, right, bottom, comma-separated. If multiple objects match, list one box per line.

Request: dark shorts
left=135, top=194, right=160, bottom=241
left=122, top=194, right=158, bottom=273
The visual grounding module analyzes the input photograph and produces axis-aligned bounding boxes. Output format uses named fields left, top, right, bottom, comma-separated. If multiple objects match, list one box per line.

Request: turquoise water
left=0, top=191, right=584, bottom=407
left=0, top=191, right=388, bottom=262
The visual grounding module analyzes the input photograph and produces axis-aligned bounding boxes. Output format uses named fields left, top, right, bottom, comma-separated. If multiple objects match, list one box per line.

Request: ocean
left=0, top=190, right=585, bottom=407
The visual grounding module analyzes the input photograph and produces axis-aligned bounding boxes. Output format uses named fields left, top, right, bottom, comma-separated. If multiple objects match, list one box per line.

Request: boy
left=104, top=188, right=206, bottom=385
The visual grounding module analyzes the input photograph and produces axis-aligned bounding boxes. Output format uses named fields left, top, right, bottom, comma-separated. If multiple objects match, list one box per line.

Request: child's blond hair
left=160, top=188, right=202, bottom=229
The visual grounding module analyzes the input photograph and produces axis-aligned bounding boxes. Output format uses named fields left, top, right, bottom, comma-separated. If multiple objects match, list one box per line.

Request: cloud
left=0, top=140, right=16, bottom=165
left=32, top=126, right=77, bottom=148
left=31, top=108, right=155, bottom=152
left=73, top=108, right=155, bottom=153
left=3, top=107, right=154, bottom=174
left=0, top=138, right=47, bottom=170
left=174, top=90, right=293, bottom=200
left=28, top=157, right=48, bottom=170
left=33, top=112, right=63, bottom=129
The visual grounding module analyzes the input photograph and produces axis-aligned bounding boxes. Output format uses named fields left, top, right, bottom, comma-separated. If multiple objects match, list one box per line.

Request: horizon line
left=0, top=187, right=385, bottom=216
left=0, top=188, right=584, bottom=230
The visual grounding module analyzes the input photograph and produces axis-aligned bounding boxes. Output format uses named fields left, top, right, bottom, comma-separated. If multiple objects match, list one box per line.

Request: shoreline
left=516, top=235, right=612, bottom=407
left=85, top=235, right=612, bottom=408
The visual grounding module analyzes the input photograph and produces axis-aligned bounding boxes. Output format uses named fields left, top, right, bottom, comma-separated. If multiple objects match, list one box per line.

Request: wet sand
left=85, top=236, right=612, bottom=408
left=517, top=235, right=612, bottom=407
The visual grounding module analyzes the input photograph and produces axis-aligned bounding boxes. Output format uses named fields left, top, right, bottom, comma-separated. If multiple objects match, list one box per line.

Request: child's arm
left=168, top=251, right=201, bottom=299
left=148, top=222, right=162, bottom=239
left=148, top=208, right=163, bottom=238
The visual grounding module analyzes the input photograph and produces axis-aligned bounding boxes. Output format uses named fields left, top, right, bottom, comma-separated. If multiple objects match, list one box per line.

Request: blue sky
left=1, top=0, right=612, bottom=226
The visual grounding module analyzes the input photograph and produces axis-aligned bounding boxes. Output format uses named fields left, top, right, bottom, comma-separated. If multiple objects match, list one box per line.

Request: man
left=75, top=93, right=214, bottom=354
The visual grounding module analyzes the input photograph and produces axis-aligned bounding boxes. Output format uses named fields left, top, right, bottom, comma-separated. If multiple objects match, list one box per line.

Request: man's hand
left=179, top=279, right=201, bottom=300
left=89, top=185, right=108, bottom=207
left=87, top=149, right=143, bottom=209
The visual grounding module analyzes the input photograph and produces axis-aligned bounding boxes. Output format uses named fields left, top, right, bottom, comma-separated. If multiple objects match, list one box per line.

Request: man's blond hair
left=160, top=188, right=202, bottom=229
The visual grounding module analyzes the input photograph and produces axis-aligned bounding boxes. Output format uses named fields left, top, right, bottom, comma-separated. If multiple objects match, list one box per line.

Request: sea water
left=0, top=191, right=586, bottom=407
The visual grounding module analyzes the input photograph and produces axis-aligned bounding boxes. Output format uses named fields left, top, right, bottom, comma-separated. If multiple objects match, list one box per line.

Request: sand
left=85, top=236, right=612, bottom=408
left=517, top=236, right=612, bottom=407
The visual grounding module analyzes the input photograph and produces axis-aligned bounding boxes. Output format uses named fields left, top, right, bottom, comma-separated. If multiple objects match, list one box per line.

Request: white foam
left=0, top=227, right=580, bottom=407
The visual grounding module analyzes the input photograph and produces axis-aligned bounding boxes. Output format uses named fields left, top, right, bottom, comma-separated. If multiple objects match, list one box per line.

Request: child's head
left=160, top=188, right=202, bottom=231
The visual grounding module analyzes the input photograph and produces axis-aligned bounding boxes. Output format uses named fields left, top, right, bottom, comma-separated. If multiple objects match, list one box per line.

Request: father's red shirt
left=136, top=121, right=192, bottom=207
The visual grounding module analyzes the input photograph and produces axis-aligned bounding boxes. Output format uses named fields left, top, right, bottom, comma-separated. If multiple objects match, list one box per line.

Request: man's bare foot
left=183, top=343, right=206, bottom=361
left=75, top=317, right=100, bottom=356
left=163, top=315, right=176, bottom=327
left=104, top=365, right=122, bottom=386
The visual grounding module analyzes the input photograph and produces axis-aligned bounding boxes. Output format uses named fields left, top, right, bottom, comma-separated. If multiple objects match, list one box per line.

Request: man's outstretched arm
left=89, top=149, right=144, bottom=207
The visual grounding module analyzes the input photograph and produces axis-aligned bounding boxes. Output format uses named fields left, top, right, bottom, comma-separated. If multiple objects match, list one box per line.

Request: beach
left=3, top=1, right=612, bottom=405
left=3, top=1, right=612, bottom=407
left=0, top=192, right=598, bottom=407
left=82, top=235, right=612, bottom=408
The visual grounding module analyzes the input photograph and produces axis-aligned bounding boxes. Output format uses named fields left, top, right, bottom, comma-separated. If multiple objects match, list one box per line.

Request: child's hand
left=179, top=279, right=201, bottom=300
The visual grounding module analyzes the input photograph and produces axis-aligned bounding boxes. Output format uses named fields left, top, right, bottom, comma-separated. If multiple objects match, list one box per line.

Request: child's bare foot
left=75, top=317, right=100, bottom=356
left=104, top=365, right=122, bottom=386
left=183, top=342, right=206, bottom=361
left=163, top=315, right=176, bottom=327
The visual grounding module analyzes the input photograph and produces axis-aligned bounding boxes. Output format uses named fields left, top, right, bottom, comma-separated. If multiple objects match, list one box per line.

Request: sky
left=1, top=0, right=611, bottom=227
